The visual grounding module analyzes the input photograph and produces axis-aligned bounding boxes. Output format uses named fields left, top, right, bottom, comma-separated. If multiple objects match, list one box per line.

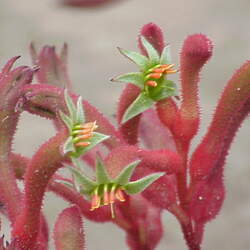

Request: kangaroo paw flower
left=62, top=158, right=164, bottom=219
left=111, top=37, right=178, bottom=123
left=59, top=90, right=109, bottom=158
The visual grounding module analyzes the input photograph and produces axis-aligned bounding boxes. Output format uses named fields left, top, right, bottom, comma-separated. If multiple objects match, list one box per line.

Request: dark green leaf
left=141, top=36, right=160, bottom=63
left=63, top=136, right=75, bottom=155
left=122, top=92, right=154, bottom=123
left=114, top=160, right=141, bottom=185
left=95, top=157, right=111, bottom=184
left=124, top=172, right=164, bottom=194
left=76, top=96, right=85, bottom=124
left=68, top=167, right=96, bottom=192
left=160, top=45, right=172, bottom=65
left=64, top=89, right=77, bottom=121
left=111, top=72, right=144, bottom=89
left=59, top=111, right=73, bottom=131
left=150, top=80, right=177, bottom=101
left=118, top=47, right=150, bottom=70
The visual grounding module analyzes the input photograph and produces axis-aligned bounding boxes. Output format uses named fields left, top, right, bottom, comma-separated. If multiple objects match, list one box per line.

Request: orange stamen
left=147, top=73, right=162, bottom=79
left=79, top=128, right=93, bottom=134
left=75, top=141, right=91, bottom=147
left=165, top=69, right=178, bottom=74
left=78, top=133, right=92, bottom=140
left=152, top=68, right=165, bottom=73
left=146, top=80, right=158, bottom=87
left=160, top=63, right=174, bottom=69
left=115, top=189, right=126, bottom=202
left=90, top=193, right=101, bottom=211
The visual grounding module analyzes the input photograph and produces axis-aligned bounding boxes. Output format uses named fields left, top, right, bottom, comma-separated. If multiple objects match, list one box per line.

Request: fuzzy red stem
left=12, top=129, right=68, bottom=249
left=0, top=113, right=21, bottom=223
left=0, top=64, right=33, bottom=222
left=175, top=34, right=212, bottom=142
left=117, top=84, right=141, bottom=145
left=190, top=61, right=250, bottom=181
left=54, top=206, right=85, bottom=250
left=181, top=223, right=201, bottom=250
left=156, top=98, right=178, bottom=133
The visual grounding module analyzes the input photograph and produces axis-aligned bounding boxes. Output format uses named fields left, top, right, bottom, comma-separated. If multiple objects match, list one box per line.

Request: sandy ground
left=0, top=0, right=250, bottom=249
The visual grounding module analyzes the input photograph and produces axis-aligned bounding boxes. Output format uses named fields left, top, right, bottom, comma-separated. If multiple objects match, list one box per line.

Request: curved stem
left=12, top=129, right=68, bottom=249
left=0, top=111, right=22, bottom=223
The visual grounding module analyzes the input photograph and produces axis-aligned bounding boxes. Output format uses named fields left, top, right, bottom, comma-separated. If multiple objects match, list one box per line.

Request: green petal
left=111, top=72, right=144, bottom=89
left=114, top=160, right=141, bottom=185
left=150, top=80, right=178, bottom=101
left=71, top=132, right=110, bottom=158
left=118, top=47, right=150, bottom=70
left=124, top=172, right=164, bottom=194
left=59, top=111, right=73, bottom=131
left=64, top=89, right=77, bottom=122
left=141, top=36, right=160, bottom=63
left=122, top=92, right=154, bottom=124
left=63, top=136, right=75, bottom=155
left=95, top=157, right=111, bottom=184
left=160, top=45, right=172, bottom=65
left=68, top=166, right=96, bottom=192
left=71, top=157, right=84, bottom=170
left=76, top=96, right=85, bottom=124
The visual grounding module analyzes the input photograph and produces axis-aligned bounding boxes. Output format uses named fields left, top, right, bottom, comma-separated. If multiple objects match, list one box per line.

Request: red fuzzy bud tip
left=182, top=34, right=213, bottom=66
left=175, top=34, right=213, bottom=142
left=146, top=80, right=158, bottom=87
left=139, top=23, right=165, bottom=55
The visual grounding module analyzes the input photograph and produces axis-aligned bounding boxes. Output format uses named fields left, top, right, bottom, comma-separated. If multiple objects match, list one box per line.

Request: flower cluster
left=0, top=22, right=249, bottom=250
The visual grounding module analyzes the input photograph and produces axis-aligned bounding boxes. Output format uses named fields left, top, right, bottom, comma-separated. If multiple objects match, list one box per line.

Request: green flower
left=59, top=90, right=109, bottom=158
left=62, top=158, right=164, bottom=218
left=112, top=37, right=178, bottom=123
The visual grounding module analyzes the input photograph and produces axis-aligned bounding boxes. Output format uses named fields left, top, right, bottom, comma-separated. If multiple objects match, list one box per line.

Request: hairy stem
left=12, top=129, right=68, bottom=249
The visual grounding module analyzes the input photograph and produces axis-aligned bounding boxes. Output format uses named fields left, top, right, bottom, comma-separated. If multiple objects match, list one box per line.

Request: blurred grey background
left=0, top=0, right=249, bottom=249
